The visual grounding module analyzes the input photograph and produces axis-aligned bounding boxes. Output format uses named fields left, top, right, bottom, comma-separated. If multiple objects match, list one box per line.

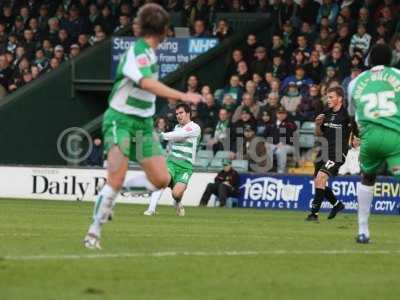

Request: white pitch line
left=2, top=249, right=400, bottom=261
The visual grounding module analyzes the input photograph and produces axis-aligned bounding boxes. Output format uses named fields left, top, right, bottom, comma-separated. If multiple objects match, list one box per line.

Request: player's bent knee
left=150, top=173, right=170, bottom=189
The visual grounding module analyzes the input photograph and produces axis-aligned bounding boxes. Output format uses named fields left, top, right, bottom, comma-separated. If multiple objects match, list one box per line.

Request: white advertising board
left=0, top=166, right=217, bottom=207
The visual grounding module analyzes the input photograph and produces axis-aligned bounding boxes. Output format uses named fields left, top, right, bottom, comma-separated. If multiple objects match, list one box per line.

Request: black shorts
left=314, top=160, right=344, bottom=177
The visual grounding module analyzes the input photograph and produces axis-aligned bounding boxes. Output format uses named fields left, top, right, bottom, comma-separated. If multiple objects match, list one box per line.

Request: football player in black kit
left=306, top=86, right=352, bottom=221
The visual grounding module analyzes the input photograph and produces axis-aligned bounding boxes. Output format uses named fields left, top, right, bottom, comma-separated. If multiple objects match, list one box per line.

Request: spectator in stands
left=305, top=50, right=324, bottom=84
left=54, top=45, right=67, bottom=63
left=0, top=54, right=12, bottom=91
left=86, top=138, right=103, bottom=167
left=261, top=91, right=280, bottom=120
left=265, top=107, right=298, bottom=173
left=243, top=123, right=267, bottom=172
left=88, top=3, right=100, bottom=30
left=281, top=82, right=302, bottom=120
left=232, top=92, right=260, bottom=123
left=335, top=24, right=352, bottom=51
left=325, top=46, right=349, bottom=80
left=236, top=60, right=251, bottom=85
left=208, top=107, right=230, bottom=153
left=252, top=72, right=269, bottom=100
left=321, top=66, right=339, bottom=86
left=297, top=84, right=324, bottom=122
left=349, top=23, right=372, bottom=56
left=317, top=0, right=339, bottom=26
left=282, top=65, right=313, bottom=96
left=97, top=5, right=115, bottom=34
left=243, top=33, right=258, bottom=65
left=266, top=54, right=288, bottom=82
left=339, top=136, right=360, bottom=175
left=226, top=48, right=244, bottom=80
left=251, top=46, right=268, bottom=76
left=78, top=34, right=90, bottom=51
left=230, top=106, right=257, bottom=154
left=114, top=14, right=131, bottom=33
left=342, top=66, right=362, bottom=99
left=199, top=93, right=220, bottom=134
left=269, top=76, right=282, bottom=96
left=47, top=17, right=60, bottom=46
left=221, top=93, right=237, bottom=114
left=186, top=75, right=200, bottom=93
left=34, top=49, right=49, bottom=72
left=191, top=19, right=209, bottom=37
left=155, top=117, right=169, bottom=149
left=214, top=19, right=233, bottom=41
left=298, top=0, right=320, bottom=25
left=244, top=80, right=261, bottom=102
left=70, top=44, right=81, bottom=59
left=199, top=159, right=239, bottom=207
left=290, top=50, right=308, bottom=74
left=257, top=109, right=272, bottom=136
left=296, top=34, right=312, bottom=58
left=49, top=57, right=60, bottom=71
left=390, top=34, right=400, bottom=67
left=22, top=29, right=36, bottom=60
left=222, top=74, right=243, bottom=103
left=281, top=20, right=296, bottom=53
left=270, top=34, right=287, bottom=61
left=201, top=85, right=212, bottom=99
left=31, top=66, right=40, bottom=80
left=315, top=27, right=333, bottom=50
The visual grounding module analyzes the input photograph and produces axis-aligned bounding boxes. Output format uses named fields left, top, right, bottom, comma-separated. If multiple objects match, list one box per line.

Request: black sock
left=311, top=188, right=325, bottom=214
left=324, top=187, right=338, bottom=206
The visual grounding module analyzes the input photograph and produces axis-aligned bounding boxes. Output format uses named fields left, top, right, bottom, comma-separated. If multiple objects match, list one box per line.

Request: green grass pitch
left=0, top=199, right=399, bottom=300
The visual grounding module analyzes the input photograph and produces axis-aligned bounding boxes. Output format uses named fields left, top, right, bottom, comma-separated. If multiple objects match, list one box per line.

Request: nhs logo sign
left=188, top=39, right=218, bottom=54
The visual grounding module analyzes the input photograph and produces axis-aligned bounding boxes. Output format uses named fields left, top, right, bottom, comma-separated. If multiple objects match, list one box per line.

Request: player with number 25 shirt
left=347, top=44, right=400, bottom=244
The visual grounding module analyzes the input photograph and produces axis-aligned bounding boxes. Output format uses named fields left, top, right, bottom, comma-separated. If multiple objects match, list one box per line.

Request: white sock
left=148, top=189, right=163, bottom=212
left=122, top=173, right=157, bottom=192
left=357, top=183, right=374, bottom=238
left=88, top=184, right=118, bottom=237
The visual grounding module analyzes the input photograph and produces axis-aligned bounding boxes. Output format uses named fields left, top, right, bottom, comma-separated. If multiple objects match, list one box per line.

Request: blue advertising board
left=111, top=37, right=218, bottom=79
left=239, top=174, right=400, bottom=215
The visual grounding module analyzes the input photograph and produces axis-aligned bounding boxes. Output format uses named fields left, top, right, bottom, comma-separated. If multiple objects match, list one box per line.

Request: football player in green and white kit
left=84, top=4, right=201, bottom=249
left=348, top=44, right=400, bottom=244
left=144, top=103, right=201, bottom=216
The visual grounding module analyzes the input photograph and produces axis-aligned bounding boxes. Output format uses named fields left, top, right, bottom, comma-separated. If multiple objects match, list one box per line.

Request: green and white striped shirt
left=108, top=38, right=158, bottom=117
left=162, top=121, right=201, bottom=168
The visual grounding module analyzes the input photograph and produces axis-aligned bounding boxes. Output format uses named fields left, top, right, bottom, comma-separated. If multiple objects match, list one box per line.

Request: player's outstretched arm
left=140, top=78, right=201, bottom=104
left=162, top=125, right=201, bottom=141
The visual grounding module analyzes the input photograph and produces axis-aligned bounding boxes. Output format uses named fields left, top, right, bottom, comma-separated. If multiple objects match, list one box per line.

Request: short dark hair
left=137, top=3, right=170, bottom=37
left=176, top=102, right=191, bottom=114
left=327, top=86, right=344, bottom=98
left=369, top=44, right=392, bottom=67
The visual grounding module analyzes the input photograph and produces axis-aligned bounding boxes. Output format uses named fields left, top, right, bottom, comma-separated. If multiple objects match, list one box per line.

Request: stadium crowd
left=0, top=1, right=399, bottom=173
left=153, top=0, right=400, bottom=173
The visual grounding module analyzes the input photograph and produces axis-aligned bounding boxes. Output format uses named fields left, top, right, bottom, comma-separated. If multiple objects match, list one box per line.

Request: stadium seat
left=208, top=158, right=223, bottom=171
left=232, top=160, right=249, bottom=172
left=300, top=122, right=315, bottom=134
left=215, top=151, right=232, bottom=160
left=197, top=150, right=214, bottom=160
left=299, top=134, right=315, bottom=148
left=193, top=158, right=210, bottom=171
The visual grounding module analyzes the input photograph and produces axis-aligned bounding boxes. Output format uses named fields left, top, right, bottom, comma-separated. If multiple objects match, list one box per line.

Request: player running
left=306, top=86, right=352, bottom=222
left=144, top=103, right=201, bottom=216
left=348, top=44, right=400, bottom=244
left=84, top=4, right=200, bottom=249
